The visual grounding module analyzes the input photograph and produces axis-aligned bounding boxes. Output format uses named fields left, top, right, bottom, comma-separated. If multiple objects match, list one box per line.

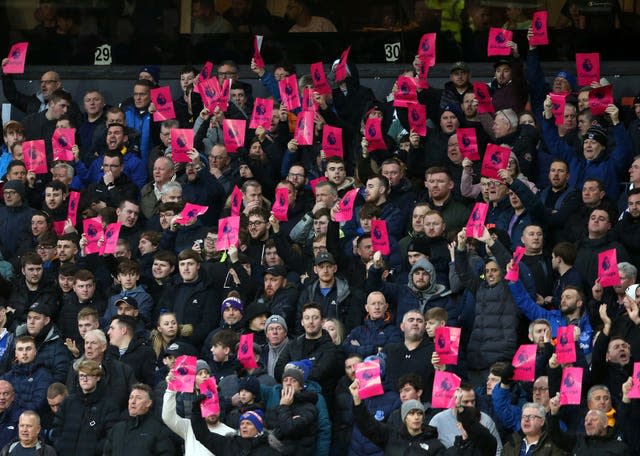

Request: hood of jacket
left=409, top=258, right=445, bottom=297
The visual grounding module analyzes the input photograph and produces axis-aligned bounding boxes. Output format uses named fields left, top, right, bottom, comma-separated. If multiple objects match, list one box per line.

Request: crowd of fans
left=0, top=2, right=639, bottom=455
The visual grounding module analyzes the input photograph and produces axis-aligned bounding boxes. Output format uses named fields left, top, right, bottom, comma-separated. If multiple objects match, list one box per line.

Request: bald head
left=40, top=71, right=61, bottom=100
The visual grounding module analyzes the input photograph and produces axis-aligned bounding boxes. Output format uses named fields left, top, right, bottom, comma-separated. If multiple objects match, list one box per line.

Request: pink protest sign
left=576, top=53, right=600, bottom=87
left=333, top=188, right=359, bottom=222
left=549, top=93, right=567, bottom=126
left=168, top=355, right=197, bottom=392
left=67, top=191, right=80, bottom=226
left=456, top=128, right=479, bottom=160
left=435, top=326, right=461, bottom=365
left=198, top=77, right=230, bottom=112
left=529, top=11, right=549, bottom=46
left=253, top=35, right=265, bottom=69
left=335, top=46, right=351, bottom=83
left=193, top=61, right=214, bottom=93
left=355, top=359, right=384, bottom=399
left=589, top=85, right=613, bottom=116
left=560, top=367, right=583, bottom=405
left=238, top=333, right=259, bottom=369
left=629, top=362, right=640, bottom=399
left=150, top=86, right=176, bottom=121
left=505, top=246, right=526, bottom=281
left=598, top=248, right=621, bottom=287
left=365, top=117, right=386, bottom=152
left=417, top=56, right=430, bottom=89
left=322, top=125, right=343, bottom=158
left=393, top=76, right=417, bottom=108
left=223, top=119, right=246, bottom=153
left=556, top=326, right=577, bottom=364
left=481, top=144, right=510, bottom=179
left=294, top=111, right=314, bottom=146
left=417, top=33, right=436, bottom=67
left=4, top=42, right=28, bottom=74
left=371, top=219, right=390, bottom=255
left=99, top=223, right=122, bottom=255
left=465, top=202, right=489, bottom=239
left=310, top=176, right=327, bottom=196
left=302, top=88, right=318, bottom=113
left=23, top=140, right=47, bottom=174
left=176, top=203, right=208, bottom=225
left=83, top=217, right=103, bottom=255
left=407, top=103, right=427, bottom=137
left=216, top=216, right=240, bottom=251
left=279, top=74, right=301, bottom=111
left=310, top=62, right=332, bottom=95
left=512, top=344, right=537, bottom=382
left=52, top=221, right=66, bottom=236
left=432, top=371, right=461, bottom=408
left=250, top=98, right=274, bottom=130
left=230, top=186, right=243, bottom=217
left=272, top=186, right=289, bottom=222
left=473, top=83, right=494, bottom=114
left=52, top=128, right=75, bottom=161
left=199, top=377, right=220, bottom=417
left=171, top=129, right=193, bottom=163
left=488, top=28, right=513, bottom=56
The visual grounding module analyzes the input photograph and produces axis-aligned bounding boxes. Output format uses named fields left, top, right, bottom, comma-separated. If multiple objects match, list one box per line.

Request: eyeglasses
left=532, top=387, right=549, bottom=393
left=78, top=373, right=96, bottom=380
left=2, top=190, right=17, bottom=195
left=248, top=221, right=265, bottom=227
left=522, top=414, right=543, bottom=421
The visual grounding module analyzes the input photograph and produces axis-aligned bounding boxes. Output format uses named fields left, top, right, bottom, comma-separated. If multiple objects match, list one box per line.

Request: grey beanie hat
left=401, top=399, right=425, bottom=422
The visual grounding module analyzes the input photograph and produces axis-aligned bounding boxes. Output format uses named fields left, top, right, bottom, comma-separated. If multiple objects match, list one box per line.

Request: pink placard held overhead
left=250, top=98, right=274, bottom=130
left=272, top=187, right=289, bottom=222
left=481, top=144, right=510, bottom=179
left=199, top=377, right=220, bottom=417
left=529, top=11, right=549, bottom=46
left=193, top=61, right=214, bottom=93
left=456, top=128, right=479, bottom=160
left=435, top=326, right=461, bottom=365
left=223, top=119, right=246, bottom=153
left=473, top=83, right=494, bottom=114
left=365, top=117, right=386, bottom=152
left=52, top=128, right=75, bottom=161
left=355, top=359, right=384, bottom=400
left=371, top=219, right=390, bottom=255
left=238, top=333, right=259, bottom=369
left=230, top=186, right=243, bottom=217
left=629, top=362, right=640, bottom=399
left=598, top=248, right=621, bottom=287
left=253, top=35, right=265, bottom=69
left=549, top=93, right=567, bottom=126
left=322, top=125, right=343, bottom=158
left=67, top=191, right=80, bottom=226
left=279, top=74, right=301, bottom=111
left=294, top=111, right=314, bottom=146
left=556, top=326, right=577, bottom=364
left=432, top=371, right=461, bottom=408
left=560, top=367, right=583, bottom=405
left=488, top=28, right=513, bottom=56
left=417, top=33, right=436, bottom=67
left=302, top=88, right=318, bottom=113
left=216, top=216, right=240, bottom=251
left=22, top=140, right=47, bottom=174
left=83, top=217, right=103, bottom=255
left=505, top=246, right=526, bottom=281
left=465, top=202, right=489, bottom=239
left=393, top=76, right=418, bottom=108
left=150, top=86, right=176, bottom=121
left=3, top=42, right=28, bottom=74
left=512, top=344, right=537, bottom=382
left=407, top=103, right=427, bottom=137
left=576, top=53, right=600, bottom=87
left=175, top=203, right=208, bottom=225
left=333, top=188, right=359, bottom=222
left=310, top=62, right=332, bottom=95
left=52, top=221, right=66, bottom=236
left=198, top=77, right=230, bottom=112
left=168, top=355, right=197, bottom=392
left=99, top=223, right=122, bottom=255
left=171, top=129, right=193, bottom=163
left=334, top=46, right=351, bottom=83
left=589, top=85, right=613, bottom=116
left=310, top=176, right=327, bottom=196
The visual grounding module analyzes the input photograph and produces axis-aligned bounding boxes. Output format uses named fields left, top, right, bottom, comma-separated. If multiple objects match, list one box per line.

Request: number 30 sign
left=94, top=44, right=112, bottom=65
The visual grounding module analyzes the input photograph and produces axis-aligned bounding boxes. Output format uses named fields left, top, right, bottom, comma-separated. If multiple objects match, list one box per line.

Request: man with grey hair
left=141, top=156, right=175, bottom=218
left=502, top=402, right=563, bottom=455
left=0, top=410, right=56, bottom=455
left=50, top=162, right=75, bottom=187
left=263, top=315, right=289, bottom=378
left=160, top=181, right=182, bottom=204
left=548, top=393, right=628, bottom=454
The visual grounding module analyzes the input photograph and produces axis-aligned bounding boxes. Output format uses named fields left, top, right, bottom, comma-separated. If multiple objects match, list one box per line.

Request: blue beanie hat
left=139, top=65, right=160, bottom=84
left=555, top=71, right=576, bottom=90
left=283, top=359, right=313, bottom=386
left=239, top=409, right=265, bottom=433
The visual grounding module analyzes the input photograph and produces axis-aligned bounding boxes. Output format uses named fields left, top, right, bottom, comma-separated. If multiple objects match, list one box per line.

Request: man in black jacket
left=107, top=315, right=156, bottom=386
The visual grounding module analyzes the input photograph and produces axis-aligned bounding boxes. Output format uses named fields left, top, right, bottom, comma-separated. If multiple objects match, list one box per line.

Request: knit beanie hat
left=238, top=376, right=261, bottom=399
left=239, top=409, right=265, bottom=433
left=282, top=359, right=312, bottom=386
left=401, top=399, right=425, bottom=422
